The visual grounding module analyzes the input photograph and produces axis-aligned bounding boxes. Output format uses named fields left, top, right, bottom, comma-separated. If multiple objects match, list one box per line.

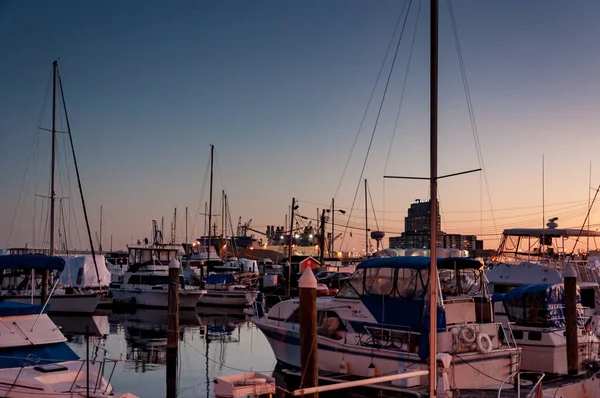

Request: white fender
left=460, top=326, right=477, bottom=344
left=476, top=332, right=493, bottom=354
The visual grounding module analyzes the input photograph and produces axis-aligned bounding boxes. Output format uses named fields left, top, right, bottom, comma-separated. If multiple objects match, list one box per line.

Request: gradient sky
left=2, top=1, right=600, bottom=252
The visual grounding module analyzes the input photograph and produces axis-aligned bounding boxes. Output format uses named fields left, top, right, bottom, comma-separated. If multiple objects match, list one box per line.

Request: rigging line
left=341, top=0, right=415, bottom=251
left=191, top=155, right=212, bottom=241
left=297, top=198, right=589, bottom=214
left=447, top=0, right=498, bottom=238
left=333, top=0, right=409, bottom=200
left=367, top=182, right=380, bottom=231
left=6, top=69, right=53, bottom=247
left=58, top=68, right=100, bottom=284
left=383, top=0, right=422, bottom=233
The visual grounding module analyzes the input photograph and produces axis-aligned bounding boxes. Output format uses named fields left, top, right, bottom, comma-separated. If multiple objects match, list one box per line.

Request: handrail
left=497, top=371, right=545, bottom=398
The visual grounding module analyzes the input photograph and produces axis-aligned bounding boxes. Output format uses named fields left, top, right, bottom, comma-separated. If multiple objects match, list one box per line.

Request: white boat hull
left=197, top=291, right=257, bottom=307
left=255, top=320, right=519, bottom=390
left=0, top=360, right=135, bottom=398
left=3, top=294, right=100, bottom=313
left=110, top=288, right=203, bottom=309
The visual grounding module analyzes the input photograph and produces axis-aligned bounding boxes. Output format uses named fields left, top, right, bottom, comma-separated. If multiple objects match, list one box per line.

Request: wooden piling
left=167, top=258, right=180, bottom=398
left=299, top=268, right=318, bottom=398
left=564, top=262, right=578, bottom=376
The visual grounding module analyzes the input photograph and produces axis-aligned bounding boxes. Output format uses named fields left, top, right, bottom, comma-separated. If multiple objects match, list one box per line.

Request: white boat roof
left=502, top=228, right=600, bottom=238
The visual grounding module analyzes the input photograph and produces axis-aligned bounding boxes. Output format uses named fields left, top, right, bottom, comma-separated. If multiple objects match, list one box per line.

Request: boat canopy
left=57, top=255, right=112, bottom=288
left=502, top=228, right=600, bottom=238
left=499, top=283, right=583, bottom=329
left=205, top=274, right=236, bottom=284
left=0, top=255, right=65, bottom=272
left=357, top=256, right=482, bottom=271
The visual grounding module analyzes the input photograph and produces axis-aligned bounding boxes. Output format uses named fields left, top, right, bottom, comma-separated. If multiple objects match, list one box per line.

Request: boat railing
left=497, top=371, right=544, bottom=398
left=2, top=352, right=121, bottom=395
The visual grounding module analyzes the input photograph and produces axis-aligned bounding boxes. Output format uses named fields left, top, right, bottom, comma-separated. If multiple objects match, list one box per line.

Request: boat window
left=365, top=268, right=393, bottom=296
left=396, top=269, right=428, bottom=299
left=440, top=267, right=482, bottom=296
left=158, top=250, right=171, bottom=262
left=581, top=288, right=595, bottom=310
left=335, top=269, right=364, bottom=299
left=528, top=331, right=542, bottom=341
left=140, top=250, right=152, bottom=264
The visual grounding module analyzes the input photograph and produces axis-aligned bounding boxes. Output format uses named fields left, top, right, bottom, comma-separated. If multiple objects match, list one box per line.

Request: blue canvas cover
left=0, top=343, right=79, bottom=369
left=0, top=302, right=46, bottom=317
left=205, top=274, right=236, bottom=284
left=502, top=283, right=583, bottom=328
left=0, top=255, right=65, bottom=272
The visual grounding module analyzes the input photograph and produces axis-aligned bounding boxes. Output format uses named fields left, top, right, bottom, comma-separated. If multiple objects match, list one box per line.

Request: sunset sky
left=2, top=1, right=600, bottom=253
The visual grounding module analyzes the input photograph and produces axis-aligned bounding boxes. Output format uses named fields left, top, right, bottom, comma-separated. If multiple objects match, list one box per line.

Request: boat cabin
left=336, top=256, right=492, bottom=328
left=496, top=283, right=599, bottom=374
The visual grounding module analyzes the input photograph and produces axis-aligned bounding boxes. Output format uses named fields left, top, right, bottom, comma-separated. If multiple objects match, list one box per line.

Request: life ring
left=460, top=326, right=477, bottom=344
left=237, top=378, right=267, bottom=386
left=476, top=332, right=493, bottom=354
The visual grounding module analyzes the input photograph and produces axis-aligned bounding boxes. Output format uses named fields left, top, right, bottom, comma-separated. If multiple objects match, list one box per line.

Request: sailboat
left=252, top=1, right=521, bottom=394
left=1, top=61, right=101, bottom=313
left=0, top=255, right=136, bottom=397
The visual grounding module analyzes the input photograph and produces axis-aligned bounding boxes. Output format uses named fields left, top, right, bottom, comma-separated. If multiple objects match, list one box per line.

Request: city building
left=388, top=199, right=480, bottom=254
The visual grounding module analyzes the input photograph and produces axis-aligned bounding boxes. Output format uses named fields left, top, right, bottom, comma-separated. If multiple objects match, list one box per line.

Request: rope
left=340, top=0, right=415, bottom=252
left=332, top=0, right=409, bottom=201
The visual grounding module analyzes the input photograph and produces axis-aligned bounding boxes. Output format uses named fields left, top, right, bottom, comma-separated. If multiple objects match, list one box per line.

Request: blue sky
left=2, top=1, right=600, bottom=251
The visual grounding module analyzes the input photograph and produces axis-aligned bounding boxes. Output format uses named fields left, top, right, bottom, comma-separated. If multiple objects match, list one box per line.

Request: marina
left=3, top=0, right=600, bottom=397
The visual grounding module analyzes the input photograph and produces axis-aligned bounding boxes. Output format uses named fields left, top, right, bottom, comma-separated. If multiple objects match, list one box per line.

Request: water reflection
left=50, top=307, right=274, bottom=397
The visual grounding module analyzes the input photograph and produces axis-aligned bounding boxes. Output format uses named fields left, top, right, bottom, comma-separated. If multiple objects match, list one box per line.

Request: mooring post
left=299, top=268, right=318, bottom=398
left=167, top=257, right=180, bottom=398
left=564, top=262, right=578, bottom=375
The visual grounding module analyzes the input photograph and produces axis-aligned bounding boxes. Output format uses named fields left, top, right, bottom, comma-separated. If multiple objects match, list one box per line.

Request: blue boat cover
left=0, top=343, right=79, bottom=369
left=357, top=256, right=482, bottom=270
left=0, top=255, right=65, bottom=272
left=0, top=302, right=46, bottom=317
left=205, top=274, right=236, bottom=284
left=501, top=283, right=583, bottom=328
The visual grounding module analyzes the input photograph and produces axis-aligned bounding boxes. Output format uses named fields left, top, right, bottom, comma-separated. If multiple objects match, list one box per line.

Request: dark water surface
left=52, top=307, right=279, bottom=398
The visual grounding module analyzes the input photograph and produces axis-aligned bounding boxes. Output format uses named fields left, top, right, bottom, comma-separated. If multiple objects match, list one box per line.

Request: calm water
left=51, top=307, right=278, bottom=398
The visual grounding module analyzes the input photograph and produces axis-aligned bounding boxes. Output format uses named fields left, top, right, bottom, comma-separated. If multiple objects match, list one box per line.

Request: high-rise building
left=388, top=199, right=479, bottom=253
left=389, top=199, right=442, bottom=249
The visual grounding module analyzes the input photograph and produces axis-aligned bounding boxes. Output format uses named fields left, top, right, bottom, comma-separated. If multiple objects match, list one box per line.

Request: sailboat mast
left=50, top=61, right=58, bottom=256
left=429, top=0, right=439, bottom=395
left=208, top=145, right=214, bottom=260
left=185, top=207, right=188, bottom=246
left=364, top=179, right=368, bottom=258
left=99, top=205, right=103, bottom=253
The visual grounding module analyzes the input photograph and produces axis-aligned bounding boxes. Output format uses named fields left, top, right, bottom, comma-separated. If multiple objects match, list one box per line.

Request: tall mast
left=221, top=190, right=225, bottom=259
left=99, top=205, right=103, bottom=254
left=364, top=179, right=368, bottom=258
left=185, top=207, right=188, bottom=247
left=428, top=0, right=439, bottom=395
left=50, top=61, right=58, bottom=256
left=331, top=198, right=335, bottom=256
left=207, top=145, right=214, bottom=260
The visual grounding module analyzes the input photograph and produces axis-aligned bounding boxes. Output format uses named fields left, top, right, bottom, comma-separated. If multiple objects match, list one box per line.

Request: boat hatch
left=34, top=363, right=69, bottom=373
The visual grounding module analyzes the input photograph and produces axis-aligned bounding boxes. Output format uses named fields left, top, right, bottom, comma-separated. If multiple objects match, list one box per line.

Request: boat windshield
left=439, top=267, right=483, bottom=297
left=336, top=267, right=428, bottom=299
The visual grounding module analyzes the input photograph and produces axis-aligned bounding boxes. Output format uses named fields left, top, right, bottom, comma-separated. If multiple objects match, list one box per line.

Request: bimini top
left=357, top=256, right=482, bottom=271
left=205, top=273, right=236, bottom=284
left=0, top=255, right=65, bottom=272
left=502, top=228, right=600, bottom=238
